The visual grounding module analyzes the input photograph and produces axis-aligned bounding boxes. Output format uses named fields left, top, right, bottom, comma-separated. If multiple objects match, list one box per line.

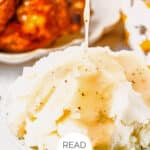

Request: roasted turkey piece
left=0, top=0, right=85, bottom=53
left=0, top=0, right=17, bottom=33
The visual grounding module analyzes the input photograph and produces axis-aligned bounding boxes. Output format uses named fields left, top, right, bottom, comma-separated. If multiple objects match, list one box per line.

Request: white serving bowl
left=0, top=0, right=121, bottom=64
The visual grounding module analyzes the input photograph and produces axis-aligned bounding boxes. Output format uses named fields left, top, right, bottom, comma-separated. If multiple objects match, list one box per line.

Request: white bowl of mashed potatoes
left=1, top=46, right=150, bottom=150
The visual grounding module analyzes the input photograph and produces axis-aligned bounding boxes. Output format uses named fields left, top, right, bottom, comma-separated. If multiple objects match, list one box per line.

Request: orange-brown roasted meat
left=0, top=0, right=17, bottom=33
left=0, top=0, right=85, bottom=53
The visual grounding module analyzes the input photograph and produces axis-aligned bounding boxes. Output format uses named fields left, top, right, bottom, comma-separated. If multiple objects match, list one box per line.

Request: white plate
left=0, top=0, right=121, bottom=64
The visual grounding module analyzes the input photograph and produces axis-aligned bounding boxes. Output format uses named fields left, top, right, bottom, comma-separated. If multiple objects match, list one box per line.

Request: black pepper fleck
left=85, top=68, right=88, bottom=72
left=136, top=25, right=147, bottom=35
left=77, top=107, right=81, bottom=110
left=131, top=80, right=136, bottom=84
left=81, top=92, right=85, bottom=96
left=64, top=80, right=68, bottom=83
left=96, top=91, right=99, bottom=95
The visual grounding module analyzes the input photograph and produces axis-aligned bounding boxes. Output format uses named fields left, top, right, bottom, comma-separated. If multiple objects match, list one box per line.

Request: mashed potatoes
left=122, top=0, right=150, bottom=53
left=6, top=46, right=150, bottom=150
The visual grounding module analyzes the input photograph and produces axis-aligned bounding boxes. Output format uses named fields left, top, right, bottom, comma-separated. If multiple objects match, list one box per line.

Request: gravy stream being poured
left=82, top=0, right=90, bottom=48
